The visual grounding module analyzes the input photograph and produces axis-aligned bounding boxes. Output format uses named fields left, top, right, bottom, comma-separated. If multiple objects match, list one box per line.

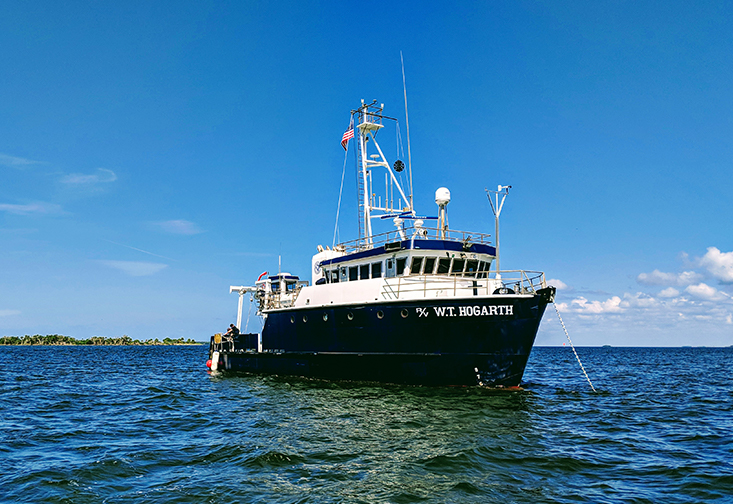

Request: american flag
left=341, top=116, right=354, bottom=150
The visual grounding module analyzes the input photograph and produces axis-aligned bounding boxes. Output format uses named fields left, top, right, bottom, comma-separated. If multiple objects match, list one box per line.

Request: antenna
left=486, top=185, right=511, bottom=279
left=435, top=187, right=450, bottom=239
left=400, top=51, right=414, bottom=213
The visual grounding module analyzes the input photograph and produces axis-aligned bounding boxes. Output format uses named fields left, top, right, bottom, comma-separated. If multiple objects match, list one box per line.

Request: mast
left=354, top=100, right=414, bottom=248
left=486, top=185, right=511, bottom=278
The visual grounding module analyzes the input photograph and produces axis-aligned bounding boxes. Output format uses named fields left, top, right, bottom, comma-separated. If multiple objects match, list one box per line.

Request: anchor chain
left=553, top=302, right=596, bottom=392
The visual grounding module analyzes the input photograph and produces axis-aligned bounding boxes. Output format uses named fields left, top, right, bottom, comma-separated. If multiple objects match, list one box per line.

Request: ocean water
left=1, top=346, right=732, bottom=503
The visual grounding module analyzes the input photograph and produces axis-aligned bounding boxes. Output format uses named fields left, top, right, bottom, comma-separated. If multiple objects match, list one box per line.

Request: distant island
left=0, top=334, right=202, bottom=346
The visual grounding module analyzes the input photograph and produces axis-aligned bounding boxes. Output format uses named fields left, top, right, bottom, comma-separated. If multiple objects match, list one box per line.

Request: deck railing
left=336, top=225, right=492, bottom=254
left=257, top=281, right=309, bottom=311
left=379, top=270, right=546, bottom=300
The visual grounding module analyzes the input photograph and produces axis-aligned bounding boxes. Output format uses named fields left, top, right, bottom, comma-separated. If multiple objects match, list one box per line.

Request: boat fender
left=211, top=351, right=220, bottom=372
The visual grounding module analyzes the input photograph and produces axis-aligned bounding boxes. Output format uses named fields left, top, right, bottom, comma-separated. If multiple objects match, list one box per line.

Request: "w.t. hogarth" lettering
left=431, top=305, right=513, bottom=317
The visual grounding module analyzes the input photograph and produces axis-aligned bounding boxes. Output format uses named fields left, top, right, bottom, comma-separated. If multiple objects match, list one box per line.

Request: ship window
left=437, top=258, right=451, bottom=274
left=465, top=259, right=479, bottom=277
left=271, top=282, right=280, bottom=293
left=396, top=257, right=407, bottom=276
left=330, top=269, right=339, bottom=283
left=340, top=267, right=347, bottom=282
left=477, top=260, right=491, bottom=278
left=410, top=256, right=424, bottom=274
left=349, top=266, right=359, bottom=282
left=360, top=263, right=370, bottom=280
left=451, top=258, right=465, bottom=275
left=372, top=261, right=382, bottom=278
left=423, top=257, right=436, bottom=275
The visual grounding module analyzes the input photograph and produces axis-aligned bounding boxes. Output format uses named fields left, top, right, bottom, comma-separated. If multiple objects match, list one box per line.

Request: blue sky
left=2, top=1, right=732, bottom=346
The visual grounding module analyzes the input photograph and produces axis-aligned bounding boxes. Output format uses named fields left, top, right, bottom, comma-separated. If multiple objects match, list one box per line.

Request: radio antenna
left=400, top=51, right=414, bottom=213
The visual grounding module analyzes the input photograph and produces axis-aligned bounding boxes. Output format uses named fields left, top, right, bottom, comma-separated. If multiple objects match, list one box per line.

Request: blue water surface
left=1, top=345, right=732, bottom=503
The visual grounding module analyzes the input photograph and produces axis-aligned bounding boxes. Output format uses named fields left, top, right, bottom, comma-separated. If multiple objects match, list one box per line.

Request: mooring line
left=553, top=303, right=596, bottom=392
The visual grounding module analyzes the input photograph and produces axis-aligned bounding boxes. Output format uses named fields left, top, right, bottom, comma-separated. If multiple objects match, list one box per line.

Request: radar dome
left=435, top=187, right=451, bottom=206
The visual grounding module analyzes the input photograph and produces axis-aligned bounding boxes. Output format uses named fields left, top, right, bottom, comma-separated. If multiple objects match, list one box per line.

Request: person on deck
left=225, top=324, right=240, bottom=337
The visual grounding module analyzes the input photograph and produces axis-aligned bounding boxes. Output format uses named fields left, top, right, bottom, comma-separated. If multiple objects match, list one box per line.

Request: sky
left=1, top=1, right=732, bottom=346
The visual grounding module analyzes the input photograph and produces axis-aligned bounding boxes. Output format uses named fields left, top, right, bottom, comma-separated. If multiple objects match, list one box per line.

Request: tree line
left=0, top=334, right=201, bottom=346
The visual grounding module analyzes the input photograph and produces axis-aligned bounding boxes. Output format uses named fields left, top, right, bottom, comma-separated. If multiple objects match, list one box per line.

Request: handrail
left=257, top=281, right=309, bottom=311
left=335, top=225, right=492, bottom=254
left=379, top=270, right=546, bottom=300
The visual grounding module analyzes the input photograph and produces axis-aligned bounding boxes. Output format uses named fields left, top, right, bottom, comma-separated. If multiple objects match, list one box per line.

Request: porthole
left=290, top=316, right=295, bottom=323
left=347, top=312, right=354, bottom=321
left=302, top=315, right=308, bottom=323
left=377, top=310, right=384, bottom=319
left=401, top=309, right=409, bottom=318
left=323, top=313, right=328, bottom=321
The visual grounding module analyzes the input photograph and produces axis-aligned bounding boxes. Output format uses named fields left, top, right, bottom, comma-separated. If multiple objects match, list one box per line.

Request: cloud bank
left=553, top=246, right=733, bottom=338
left=698, top=247, right=733, bottom=283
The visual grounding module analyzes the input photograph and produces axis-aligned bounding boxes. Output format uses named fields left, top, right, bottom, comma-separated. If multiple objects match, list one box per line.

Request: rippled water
left=1, top=345, right=732, bottom=503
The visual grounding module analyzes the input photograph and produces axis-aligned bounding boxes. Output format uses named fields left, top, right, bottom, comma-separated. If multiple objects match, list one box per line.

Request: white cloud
left=547, top=278, right=569, bottom=290
left=685, top=282, right=728, bottom=301
left=0, top=153, right=43, bottom=168
left=727, top=314, right=732, bottom=325
left=0, top=309, right=21, bottom=317
left=61, top=168, right=117, bottom=185
left=658, top=287, right=680, bottom=298
left=636, top=269, right=703, bottom=286
left=0, top=202, right=63, bottom=215
left=620, top=292, right=658, bottom=308
left=99, top=260, right=168, bottom=276
left=154, top=219, right=203, bottom=235
left=698, top=247, right=733, bottom=284
left=568, top=295, right=623, bottom=314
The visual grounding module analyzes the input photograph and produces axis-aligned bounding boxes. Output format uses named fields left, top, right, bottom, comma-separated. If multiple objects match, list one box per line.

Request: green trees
left=0, top=335, right=201, bottom=345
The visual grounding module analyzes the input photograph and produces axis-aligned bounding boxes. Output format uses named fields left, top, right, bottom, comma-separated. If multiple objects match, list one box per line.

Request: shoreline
left=0, top=335, right=203, bottom=346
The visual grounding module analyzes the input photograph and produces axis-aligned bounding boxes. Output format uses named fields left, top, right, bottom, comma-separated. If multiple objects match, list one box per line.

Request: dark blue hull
left=215, top=287, right=554, bottom=386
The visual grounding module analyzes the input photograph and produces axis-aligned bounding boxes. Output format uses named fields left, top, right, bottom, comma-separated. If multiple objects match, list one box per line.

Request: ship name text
left=415, top=305, right=514, bottom=318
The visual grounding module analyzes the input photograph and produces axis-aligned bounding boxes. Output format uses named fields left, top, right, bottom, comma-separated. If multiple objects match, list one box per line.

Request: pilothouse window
left=411, top=257, right=424, bottom=274
left=477, top=260, right=491, bottom=278
left=360, top=263, right=370, bottom=280
left=451, top=258, right=465, bottom=275
left=396, top=257, right=407, bottom=276
left=437, top=258, right=451, bottom=274
left=423, top=257, right=436, bottom=275
left=465, top=259, right=479, bottom=277
left=372, top=261, right=382, bottom=278
left=349, top=266, right=358, bottom=282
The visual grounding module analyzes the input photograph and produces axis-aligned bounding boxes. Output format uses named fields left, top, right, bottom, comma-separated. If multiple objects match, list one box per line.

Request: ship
left=207, top=99, right=555, bottom=387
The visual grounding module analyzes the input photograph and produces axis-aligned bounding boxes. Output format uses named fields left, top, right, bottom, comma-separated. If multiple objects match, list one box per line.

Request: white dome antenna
left=435, top=187, right=451, bottom=206
left=435, top=187, right=451, bottom=239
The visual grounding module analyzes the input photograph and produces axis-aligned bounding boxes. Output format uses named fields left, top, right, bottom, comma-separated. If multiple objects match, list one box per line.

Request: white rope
left=332, top=146, right=349, bottom=248
left=553, top=303, right=596, bottom=392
